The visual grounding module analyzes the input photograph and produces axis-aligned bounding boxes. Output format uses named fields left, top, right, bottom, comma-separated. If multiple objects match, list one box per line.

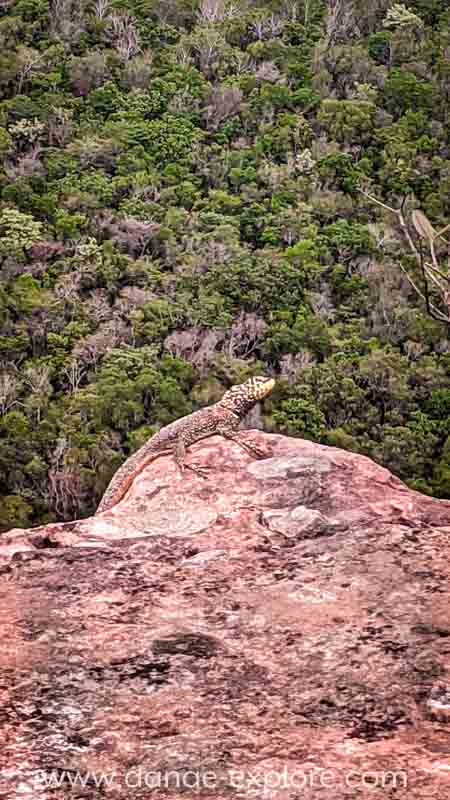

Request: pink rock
left=1, top=433, right=450, bottom=799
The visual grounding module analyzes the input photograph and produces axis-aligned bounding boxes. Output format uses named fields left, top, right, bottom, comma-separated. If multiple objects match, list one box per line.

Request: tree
left=383, top=70, right=436, bottom=118
left=383, top=3, right=423, bottom=31
left=0, top=208, right=43, bottom=259
left=105, top=12, right=141, bottom=63
left=23, top=364, right=53, bottom=423
left=317, top=99, right=376, bottom=144
left=198, top=0, right=238, bottom=24
left=203, top=86, right=243, bottom=131
left=0, top=367, right=22, bottom=415
left=273, top=398, right=326, bottom=439
left=16, top=46, right=47, bottom=93
left=49, top=0, right=89, bottom=44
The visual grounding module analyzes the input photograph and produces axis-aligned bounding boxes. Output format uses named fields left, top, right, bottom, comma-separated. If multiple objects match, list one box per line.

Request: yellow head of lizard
left=244, top=375, right=275, bottom=401
left=220, top=375, right=275, bottom=413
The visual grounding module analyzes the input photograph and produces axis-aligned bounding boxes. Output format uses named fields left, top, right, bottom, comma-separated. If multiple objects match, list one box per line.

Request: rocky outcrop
left=1, top=432, right=450, bottom=799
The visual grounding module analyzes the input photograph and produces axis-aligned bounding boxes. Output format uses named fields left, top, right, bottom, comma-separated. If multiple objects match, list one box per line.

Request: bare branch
left=424, top=263, right=447, bottom=293
left=411, top=209, right=436, bottom=241
left=106, top=12, right=141, bottom=62
left=434, top=223, right=450, bottom=241
left=94, top=0, right=111, bottom=21
left=357, top=188, right=397, bottom=215
left=358, top=188, right=450, bottom=325
left=424, top=261, right=450, bottom=283
left=0, top=367, right=22, bottom=415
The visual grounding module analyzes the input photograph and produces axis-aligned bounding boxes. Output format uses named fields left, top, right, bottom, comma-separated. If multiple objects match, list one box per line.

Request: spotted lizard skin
left=96, top=376, right=275, bottom=513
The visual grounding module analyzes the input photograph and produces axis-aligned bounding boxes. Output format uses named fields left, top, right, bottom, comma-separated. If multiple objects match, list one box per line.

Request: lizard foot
left=184, top=462, right=211, bottom=479
left=243, top=444, right=273, bottom=459
left=253, top=448, right=273, bottom=460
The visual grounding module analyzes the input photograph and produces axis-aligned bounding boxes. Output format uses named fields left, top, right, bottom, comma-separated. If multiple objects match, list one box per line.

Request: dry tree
left=358, top=188, right=450, bottom=326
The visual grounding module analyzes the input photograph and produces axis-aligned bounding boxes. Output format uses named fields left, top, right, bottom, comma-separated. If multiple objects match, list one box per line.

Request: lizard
left=96, top=375, right=275, bottom=514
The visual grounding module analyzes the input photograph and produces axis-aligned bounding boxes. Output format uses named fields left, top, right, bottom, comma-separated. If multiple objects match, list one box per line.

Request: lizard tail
left=95, top=449, right=170, bottom=514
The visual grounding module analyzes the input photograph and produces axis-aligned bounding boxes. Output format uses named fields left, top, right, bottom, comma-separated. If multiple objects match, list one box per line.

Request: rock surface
left=2, top=432, right=450, bottom=799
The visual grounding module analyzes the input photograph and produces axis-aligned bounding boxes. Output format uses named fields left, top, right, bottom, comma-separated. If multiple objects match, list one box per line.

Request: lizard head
left=220, top=375, right=275, bottom=415
left=244, top=375, right=276, bottom=401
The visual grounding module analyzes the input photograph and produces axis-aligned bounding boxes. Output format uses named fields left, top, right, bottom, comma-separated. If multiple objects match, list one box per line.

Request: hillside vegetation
left=1, top=0, right=450, bottom=529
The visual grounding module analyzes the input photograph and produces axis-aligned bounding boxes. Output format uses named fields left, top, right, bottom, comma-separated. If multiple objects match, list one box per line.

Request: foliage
left=273, top=399, right=326, bottom=439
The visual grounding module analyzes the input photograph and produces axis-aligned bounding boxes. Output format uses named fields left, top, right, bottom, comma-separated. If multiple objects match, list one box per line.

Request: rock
left=1, top=432, right=450, bottom=799
left=261, top=506, right=345, bottom=539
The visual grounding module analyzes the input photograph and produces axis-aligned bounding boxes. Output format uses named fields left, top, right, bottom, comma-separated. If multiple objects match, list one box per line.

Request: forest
left=0, top=0, right=450, bottom=529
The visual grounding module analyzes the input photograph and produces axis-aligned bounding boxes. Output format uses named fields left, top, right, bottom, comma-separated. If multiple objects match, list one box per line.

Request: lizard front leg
left=174, top=438, right=210, bottom=479
left=221, top=429, right=271, bottom=460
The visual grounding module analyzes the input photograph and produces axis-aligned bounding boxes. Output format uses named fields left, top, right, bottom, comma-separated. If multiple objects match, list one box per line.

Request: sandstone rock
left=1, top=433, right=450, bottom=799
